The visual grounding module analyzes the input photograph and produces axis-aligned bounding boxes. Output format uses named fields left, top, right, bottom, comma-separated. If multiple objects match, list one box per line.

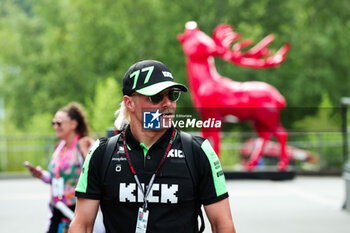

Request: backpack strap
left=101, top=134, right=121, bottom=183
left=180, top=131, right=205, bottom=233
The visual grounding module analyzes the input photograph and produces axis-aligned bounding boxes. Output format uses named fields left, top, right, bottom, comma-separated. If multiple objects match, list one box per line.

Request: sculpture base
left=224, top=167, right=296, bottom=180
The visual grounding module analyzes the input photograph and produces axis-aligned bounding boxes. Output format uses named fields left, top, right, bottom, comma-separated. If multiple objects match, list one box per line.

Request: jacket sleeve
left=75, top=138, right=108, bottom=200
left=192, top=136, right=229, bottom=205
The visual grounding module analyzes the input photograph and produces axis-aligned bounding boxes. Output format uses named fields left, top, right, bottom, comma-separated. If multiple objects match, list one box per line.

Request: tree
left=87, top=77, right=122, bottom=133
left=0, top=0, right=349, bottom=132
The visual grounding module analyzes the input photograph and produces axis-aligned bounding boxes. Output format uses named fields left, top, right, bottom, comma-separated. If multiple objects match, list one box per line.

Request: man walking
left=69, top=60, right=236, bottom=233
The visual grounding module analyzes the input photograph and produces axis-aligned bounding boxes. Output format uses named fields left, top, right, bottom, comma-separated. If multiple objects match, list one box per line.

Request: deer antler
left=212, top=24, right=290, bottom=68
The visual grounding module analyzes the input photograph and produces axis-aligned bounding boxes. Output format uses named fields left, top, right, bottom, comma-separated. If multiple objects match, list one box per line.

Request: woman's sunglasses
left=149, top=89, right=181, bottom=104
left=51, top=121, right=62, bottom=127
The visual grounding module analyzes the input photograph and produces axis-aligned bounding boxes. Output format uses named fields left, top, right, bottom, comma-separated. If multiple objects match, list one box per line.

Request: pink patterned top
left=47, top=135, right=83, bottom=206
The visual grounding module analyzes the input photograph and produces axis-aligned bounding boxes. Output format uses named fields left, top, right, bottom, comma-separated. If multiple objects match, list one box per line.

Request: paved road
left=0, top=176, right=349, bottom=233
left=0, top=177, right=50, bottom=232
left=223, top=177, right=349, bottom=233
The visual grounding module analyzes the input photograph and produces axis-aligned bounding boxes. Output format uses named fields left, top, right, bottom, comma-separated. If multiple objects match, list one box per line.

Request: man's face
left=132, top=88, right=179, bottom=128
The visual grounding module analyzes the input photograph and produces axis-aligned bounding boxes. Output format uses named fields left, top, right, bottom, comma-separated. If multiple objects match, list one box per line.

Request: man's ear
left=124, top=95, right=135, bottom=112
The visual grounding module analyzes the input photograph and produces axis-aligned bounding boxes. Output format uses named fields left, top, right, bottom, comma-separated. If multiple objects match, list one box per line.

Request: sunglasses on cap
left=149, top=89, right=181, bottom=104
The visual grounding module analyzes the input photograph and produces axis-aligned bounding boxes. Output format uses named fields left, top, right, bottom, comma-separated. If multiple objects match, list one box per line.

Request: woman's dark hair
left=60, top=102, right=90, bottom=137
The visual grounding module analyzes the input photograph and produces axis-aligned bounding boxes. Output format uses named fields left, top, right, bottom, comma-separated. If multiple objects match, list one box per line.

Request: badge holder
left=52, top=177, right=64, bottom=198
left=135, top=207, right=149, bottom=233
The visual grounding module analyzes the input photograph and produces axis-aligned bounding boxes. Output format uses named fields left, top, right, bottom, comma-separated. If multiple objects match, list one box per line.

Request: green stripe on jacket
left=75, top=139, right=100, bottom=193
left=201, top=139, right=227, bottom=196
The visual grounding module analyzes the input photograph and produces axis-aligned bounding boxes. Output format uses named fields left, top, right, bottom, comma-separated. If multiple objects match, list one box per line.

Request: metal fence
left=0, top=133, right=105, bottom=172
left=0, top=134, right=58, bottom=172
left=219, top=131, right=346, bottom=173
left=0, top=131, right=348, bottom=173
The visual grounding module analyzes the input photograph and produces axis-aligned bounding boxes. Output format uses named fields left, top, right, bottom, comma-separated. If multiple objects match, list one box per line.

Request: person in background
left=25, top=102, right=95, bottom=233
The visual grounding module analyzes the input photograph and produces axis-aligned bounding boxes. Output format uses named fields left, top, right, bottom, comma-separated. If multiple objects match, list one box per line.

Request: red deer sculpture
left=177, top=21, right=290, bottom=171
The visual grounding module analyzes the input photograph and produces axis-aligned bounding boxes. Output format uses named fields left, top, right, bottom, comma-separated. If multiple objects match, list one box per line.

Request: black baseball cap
left=122, top=60, right=188, bottom=96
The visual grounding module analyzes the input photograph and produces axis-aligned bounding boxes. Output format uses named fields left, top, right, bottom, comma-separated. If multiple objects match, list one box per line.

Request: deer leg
left=274, top=127, right=289, bottom=171
left=245, top=133, right=271, bottom=171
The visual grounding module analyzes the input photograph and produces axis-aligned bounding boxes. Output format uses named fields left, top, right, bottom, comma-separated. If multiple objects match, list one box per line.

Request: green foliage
left=2, top=0, right=349, bottom=173
left=293, top=93, right=341, bottom=132
left=220, top=132, right=244, bottom=170
left=291, top=93, right=343, bottom=170
left=25, top=112, right=53, bottom=133
left=0, top=0, right=349, bottom=133
left=87, top=77, right=122, bottom=133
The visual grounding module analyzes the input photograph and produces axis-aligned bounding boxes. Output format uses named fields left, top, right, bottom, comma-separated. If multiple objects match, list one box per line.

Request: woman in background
left=25, top=102, right=95, bottom=233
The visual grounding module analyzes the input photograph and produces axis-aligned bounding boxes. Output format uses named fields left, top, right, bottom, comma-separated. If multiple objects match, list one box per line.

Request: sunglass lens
left=168, top=90, right=181, bottom=102
left=149, top=93, right=164, bottom=104
left=52, top=121, right=61, bottom=127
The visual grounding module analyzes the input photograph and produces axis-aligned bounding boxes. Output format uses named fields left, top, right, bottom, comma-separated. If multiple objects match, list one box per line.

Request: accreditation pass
left=135, top=207, right=149, bottom=233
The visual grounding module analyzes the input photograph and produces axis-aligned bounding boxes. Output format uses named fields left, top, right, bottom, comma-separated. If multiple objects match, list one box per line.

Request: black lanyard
left=122, top=128, right=176, bottom=209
